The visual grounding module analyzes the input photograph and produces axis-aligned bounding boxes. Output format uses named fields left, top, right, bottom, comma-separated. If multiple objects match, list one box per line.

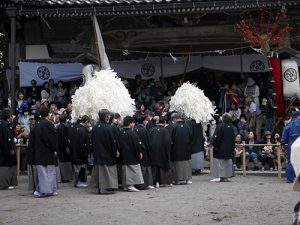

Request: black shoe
left=287, top=180, right=294, bottom=183
left=220, top=178, right=229, bottom=182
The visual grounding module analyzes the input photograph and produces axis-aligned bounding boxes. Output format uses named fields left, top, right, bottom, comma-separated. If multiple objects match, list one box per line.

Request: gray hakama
left=27, top=164, right=38, bottom=192
left=122, top=164, right=144, bottom=186
left=141, top=165, right=153, bottom=188
left=59, top=162, right=73, bottom=182
left=36, top=165, right=57, bottom=194
left=73, top=164, right=87, bottom=185
left=56, top=166, right=61, bottom=183
left=172, top=160, right=192, bottom=182
left=212, top=158, right=233, bottom=178
left=0, top=166, right=17, bottom=189
left=94, top=165, right=118, bottom=190
left=191, top=152, right=204, bottom=171
left=151, top=166, right=172, bottom=185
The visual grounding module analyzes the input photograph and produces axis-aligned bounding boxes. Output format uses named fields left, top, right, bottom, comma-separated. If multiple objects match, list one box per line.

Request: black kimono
left=70, top=123, right=90, bottom=165
left=171, top=121, right=193, bottom=162
left=91, top=122, right=118, bottom=191
left=211, top=122, right=235, bottom=160
left=91, top=122, right=116, bottom=166
left=0, top=119, right=17, bottom=189
left=149, top=125, right=172, bottom=185
left=171, top=121, right=193, bottom=182
left=56, top=123, right=73, bottom=182
left=149, top=125, right=171, bottom=169
left=134, top=125, right=152, bottom=167
left=134, top=125, right=153, bottom=188
left=189, top=121, right=205, bottom=154
left=56, top=123, right=71, bottom=163
left=119, top=128, right=143, bottom=165
left=32, top=119, right=58, bottom=166
left=119, top=127, right=144, bottom=186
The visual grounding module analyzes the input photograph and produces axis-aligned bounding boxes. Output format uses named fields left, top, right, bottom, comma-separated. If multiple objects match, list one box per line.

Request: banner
left=19, top=62, right=83, bottom=87
left=19, top=54, right=276, bottom=86
left=269, top=57, right=285, bottom=118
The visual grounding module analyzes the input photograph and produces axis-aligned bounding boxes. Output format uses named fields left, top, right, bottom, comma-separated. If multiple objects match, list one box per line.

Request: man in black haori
left=56, top=114, right=73, bottom=183
left=149, top=116, right=172, bottom=188
left=0, top=109, right=17, bottom=190
left=189, top=119, right=205, bottom=175
left=134, top=115, right=154, bottom=189
left=91, top=109, right=119, bottom=194
left=70, top=115, right=91, bottom=188
left=210, top=113, right=235, bottom=182
left=31, top=108, right=58, bottom=197
left=119, top=116, right=144, bottom=192
left=170, top=113, right=193, bottom=185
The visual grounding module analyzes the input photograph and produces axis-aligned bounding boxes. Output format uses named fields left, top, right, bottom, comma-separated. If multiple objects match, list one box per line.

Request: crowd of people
left=0, top=73, right=296, bottom=197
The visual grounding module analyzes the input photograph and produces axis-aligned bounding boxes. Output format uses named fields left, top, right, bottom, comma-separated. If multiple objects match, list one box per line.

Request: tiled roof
left=6, top=0, right=300, bottom=6
left=3, top=0, right=300, bottom=17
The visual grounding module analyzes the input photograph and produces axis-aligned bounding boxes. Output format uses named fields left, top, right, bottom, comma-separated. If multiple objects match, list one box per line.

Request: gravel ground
left=0, top=174, right=297, bottom=225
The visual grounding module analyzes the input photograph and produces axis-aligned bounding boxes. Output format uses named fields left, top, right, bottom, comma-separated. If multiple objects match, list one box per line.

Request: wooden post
left=209, top=146, right=213, bottom=175
left=7, top=8, right=17, bottom=114
left=16, top=146, right=20, bottom=176
left=242, top=141, right=246, bottom=177
left=277, top=145, right=282, bottom=179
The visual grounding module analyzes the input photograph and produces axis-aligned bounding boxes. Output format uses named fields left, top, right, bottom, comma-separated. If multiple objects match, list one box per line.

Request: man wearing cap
left=281, top=110, right=300, bottom=183
left=31, top=108, right=58, bottom=197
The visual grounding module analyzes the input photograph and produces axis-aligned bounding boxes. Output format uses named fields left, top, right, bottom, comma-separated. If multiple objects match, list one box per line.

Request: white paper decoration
left=71, top=69, right=135, bottom=122
left=169, top=82, right=215, bottom=124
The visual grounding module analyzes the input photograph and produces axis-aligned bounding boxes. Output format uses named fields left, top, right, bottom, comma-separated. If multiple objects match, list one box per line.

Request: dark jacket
left=119, top=127, right=143, bottom=165
left=0, top=119, right=15, bottom=167
left=210, top=122, right=235, bottom=159
left=189, top=121, right=205, bottom=153
left=171, top=121, right=193, bottom=161
left=134, top=125, right=152, bottom=167
left=69, top=123, right=91, bottom=165
left=149, top=125, right=172, bottom=169
left=32, top=118, right=58, bottom=166
left=56, top=123, right=71, bottom=162
left=91, top=122, right=117, bottom=166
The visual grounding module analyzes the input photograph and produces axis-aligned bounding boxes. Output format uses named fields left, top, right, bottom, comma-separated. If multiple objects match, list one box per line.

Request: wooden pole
left=182, top=53, right=190, bottom=82
left=277, top=146, right=282, bottom=179
left=92, top=16, right=101, bottom=68
left=8, top=9, right=16, bottom=114
left=242, top=141, right=246, bottom=177
left=209, top=146, right=213, bottom=175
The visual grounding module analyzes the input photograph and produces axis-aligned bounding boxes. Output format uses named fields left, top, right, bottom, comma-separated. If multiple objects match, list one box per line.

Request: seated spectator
left=244, top=77, right=260, bottom=106
left=228, top=84, right=240, bottom=106
left=133, top=103, right=145, bottom=122
left=228, top=103, right=241, bottom=126
left=259, top=131, right=276, bottom=171
left=41, top=99, right=49, bottom=109
left=16, top=91, right=29, bottom=115
left=26, top=79, right=41, bottom=104
left=50, top=103, right=58, bottom=114
left=18, top=108, right=30, bottom=126
left=237, top=115, right=249, bottom=138
left=56, top=80, right=68, bottom=108
left=31, top=100, right=42, bottom=115
left=261, top=98, right=273, bottom=132
left=245, top=131, right=260, bottom=171
left=164, top=90, right=172, bottom=102
left=234, top=133, right=244, bottom=169
left=49, top=79, right=58, bottom=103
left=40, top=81, right=50, bottom=101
